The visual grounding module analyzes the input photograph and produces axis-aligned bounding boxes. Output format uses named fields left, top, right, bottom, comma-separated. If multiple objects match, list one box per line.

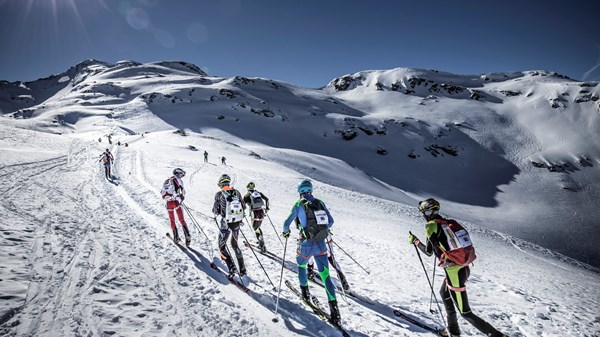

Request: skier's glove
left=282, top=231, right=291, bottom=239
left=408, top=233, right=420, bottom=245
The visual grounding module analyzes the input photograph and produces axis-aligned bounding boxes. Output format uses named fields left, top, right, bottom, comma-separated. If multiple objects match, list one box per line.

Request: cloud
left=581, top=46, right=600, bottom=81
left=187, top=22, right=208, bottom=44
left=126, top=7, right=150, bottom=30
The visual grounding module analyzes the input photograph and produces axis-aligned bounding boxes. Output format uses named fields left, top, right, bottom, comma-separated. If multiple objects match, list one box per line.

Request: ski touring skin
left=166, top=233, right=251, bottom=293
left=393, top=309, right=444, bottom=335
left=285, top=280, right=351, bottom=337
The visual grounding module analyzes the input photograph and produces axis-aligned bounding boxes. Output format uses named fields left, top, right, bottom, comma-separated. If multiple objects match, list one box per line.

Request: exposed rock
left=376, top=147, right=388, bottom=155
left=219, top=88, right=237, bottom=99
left=358, top=127, right=373, bottom=135
left=250, top=108, right=275, bottom=117
left=500, top=90, right=521, bottom=97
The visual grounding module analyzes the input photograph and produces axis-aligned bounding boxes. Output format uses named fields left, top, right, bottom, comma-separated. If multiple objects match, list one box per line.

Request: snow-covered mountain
left=2, top=59, right=599, bottom=266
left=1, top=60, right=599, bottom=337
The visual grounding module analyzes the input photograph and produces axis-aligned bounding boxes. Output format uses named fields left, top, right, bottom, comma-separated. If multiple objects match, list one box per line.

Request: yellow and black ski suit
left=415, top=215, right=505, bottom=337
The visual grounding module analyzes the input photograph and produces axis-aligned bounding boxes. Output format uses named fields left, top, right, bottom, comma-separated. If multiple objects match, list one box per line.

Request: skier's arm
left=321, top=201, right=334, bottom=228
left=212, top=192, right=221, bottom=216
left=283, top=202, right=300, bottom=233
left=260, top=192, right=269, bottom=209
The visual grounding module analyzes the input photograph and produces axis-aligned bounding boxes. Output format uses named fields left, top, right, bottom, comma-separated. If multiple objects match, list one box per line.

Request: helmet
left=247, top=182, right=256, bottom=190
left=297, top=179, right=313, bottom=194
left=418, top=198, right=440, bottom=213
left=173, top=168, right=186, bottom=177
left=218, top=174, right=231, bottom=187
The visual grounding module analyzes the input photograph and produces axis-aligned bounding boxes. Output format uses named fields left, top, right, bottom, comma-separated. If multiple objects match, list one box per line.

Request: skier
left=161, top=168, right=191, bottom=245
left=282, top=179, right=341, bottom=326
left=213, top=174, right=247, bottom=277
left=408, top=198, right=507, bottom=337
left=243, top=182, right=270, bottom=253
left=221, top=156, right=226, bottom=165
left=204, top=151, right=208, bottom=163
left=98, top=149, right=114, bottom=179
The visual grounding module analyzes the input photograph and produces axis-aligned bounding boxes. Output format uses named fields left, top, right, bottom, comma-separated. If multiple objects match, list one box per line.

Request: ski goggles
left=422, top=210, right=437, bottom=217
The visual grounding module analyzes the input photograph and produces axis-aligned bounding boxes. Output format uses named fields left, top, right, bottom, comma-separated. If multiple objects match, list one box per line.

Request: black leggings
left=441, top=265, right=503, bottom=337
left=218, top=222, right=245, bottom=273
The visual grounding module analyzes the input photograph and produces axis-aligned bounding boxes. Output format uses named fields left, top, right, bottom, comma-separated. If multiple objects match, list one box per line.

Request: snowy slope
left=1, top=60, right=599, bottom=336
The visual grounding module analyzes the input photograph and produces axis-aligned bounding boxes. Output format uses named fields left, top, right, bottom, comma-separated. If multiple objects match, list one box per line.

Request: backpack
left=435, top=219, right=477, bottom=266
left=161, top=177, right=175, bottom=200
left=302, top=199, right=329, bottom=242
left=250, top=190, right=264, bottom=210
left=223, top=190, right=244, bottom=223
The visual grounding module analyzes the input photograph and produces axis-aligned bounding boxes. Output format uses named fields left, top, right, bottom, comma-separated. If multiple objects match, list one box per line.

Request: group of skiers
left=202, top=150, right=227, bottom=166
left=157, top=165, right=506, bottom=336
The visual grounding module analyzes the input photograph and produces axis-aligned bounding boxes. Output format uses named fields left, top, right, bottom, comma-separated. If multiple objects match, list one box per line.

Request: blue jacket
left=283, top=194, right=334, bottom=237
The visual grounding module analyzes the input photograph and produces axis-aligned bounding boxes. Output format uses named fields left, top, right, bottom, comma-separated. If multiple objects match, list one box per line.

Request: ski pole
left=265, top=213, right=284, bottom=247
left=272, top=236, right=288, bottom=322
left=181, top=203, right=215, bottom=260
left=327, top=241, right=348, bottom=302
left=240, top=218, right=277, bottom=291
left=429, top=257, right=437, bottom=314
left=410, top=231, right=446, bottom=327
left=331, top=240, right=370, bottom=275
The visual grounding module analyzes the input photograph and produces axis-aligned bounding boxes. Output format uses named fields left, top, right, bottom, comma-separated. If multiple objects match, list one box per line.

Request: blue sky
left=1, top=0, right=598, bottom=88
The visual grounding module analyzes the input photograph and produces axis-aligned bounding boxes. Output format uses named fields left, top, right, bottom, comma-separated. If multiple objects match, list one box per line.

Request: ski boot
left=227, top=266, right=237, bottom=279
left=172, top=228, right=181, bottom=243
left=328, top=299, right=341, bottom=326
left=300, top=285, right=311, bottom=302
left=439, top=329, right=459, bottom=337
left=183, top=226, right=191, bottom=246
left=258, top=240, right=267, bottom=254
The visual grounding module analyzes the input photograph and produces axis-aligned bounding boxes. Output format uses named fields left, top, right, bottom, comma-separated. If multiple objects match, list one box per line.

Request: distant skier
left=161, top=168, right=191, bottom=245
left=282, top=179, right=341, bottom=326
left=98, top=149, right=114, bottom=179
left=221, top=156, right=226, bottom=165
left=408, top=198, right=507, bottom=337
left=243, top=182, right=270, bottom=253
left=204, top=151, right=208, bottom=163
left=213, top=174, right=247, bottom=278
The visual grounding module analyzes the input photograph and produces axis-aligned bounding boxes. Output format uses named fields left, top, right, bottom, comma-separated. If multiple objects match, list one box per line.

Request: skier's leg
left=326, top=241, right=348, bottom=289
left=440, top=275, right=460, bottom=336
left=175, top=204, right=190, bottom=242
left=230, top=223, right=245, bottom=275
left=449, top=266, right=504, bottom=336
left=218, top=227, right=236, bottom=272
left=314, top=247, right=336, bottom=301
left=166, top=201, right=179, bottom=240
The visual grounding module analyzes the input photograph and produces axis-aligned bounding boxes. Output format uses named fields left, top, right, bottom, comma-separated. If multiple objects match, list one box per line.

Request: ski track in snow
left=0, top=131, right=599, bottom=337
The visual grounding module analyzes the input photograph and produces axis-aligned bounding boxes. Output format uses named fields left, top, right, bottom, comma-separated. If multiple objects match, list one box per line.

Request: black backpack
left=302, top=199, right=329, bottom=242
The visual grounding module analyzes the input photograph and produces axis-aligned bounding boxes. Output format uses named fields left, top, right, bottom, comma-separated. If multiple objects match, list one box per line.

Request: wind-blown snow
left=0, top=61, right=599, bottom=336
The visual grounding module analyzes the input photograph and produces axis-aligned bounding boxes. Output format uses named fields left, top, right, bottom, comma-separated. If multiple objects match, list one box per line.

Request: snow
left=1, top=61, right=599, bottom=336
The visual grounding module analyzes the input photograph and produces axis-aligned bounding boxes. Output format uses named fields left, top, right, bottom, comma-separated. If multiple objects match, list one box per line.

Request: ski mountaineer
left=161, top=168, right=191, bottom=245
left=408, top=198, right=507, bottom=337
left=212, top=174, right=247, bottom=278
left=221, top=156, right=227, bottom=165
left=203, top=151, right=208, bottom=163
left=243, top=182, right=270, bottom=254
left=282, top=179, right=341, bottom=326
left=98, top=149, right=114, bottom=179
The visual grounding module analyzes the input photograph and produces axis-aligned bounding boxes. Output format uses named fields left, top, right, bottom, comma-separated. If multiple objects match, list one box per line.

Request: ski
left=167, top=233, right=250, bottom=293
left=209, top=263, right=252, bottom=293
left=285, top=280, right=350, bottom=337
left=166, top=232, right=184, bottom=246
left=393, top=309, right=443, bottom=335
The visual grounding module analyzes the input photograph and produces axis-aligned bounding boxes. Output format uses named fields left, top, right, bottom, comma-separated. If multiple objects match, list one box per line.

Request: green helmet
left=218, top=174, right=231, bottom=187
left=247, top=181, right=256, bottom=190
left=418, top=198, right=440, bottom=213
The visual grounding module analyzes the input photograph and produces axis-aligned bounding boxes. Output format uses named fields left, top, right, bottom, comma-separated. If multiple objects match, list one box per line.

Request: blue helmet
left=297, top=179, right=313, bottom=194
